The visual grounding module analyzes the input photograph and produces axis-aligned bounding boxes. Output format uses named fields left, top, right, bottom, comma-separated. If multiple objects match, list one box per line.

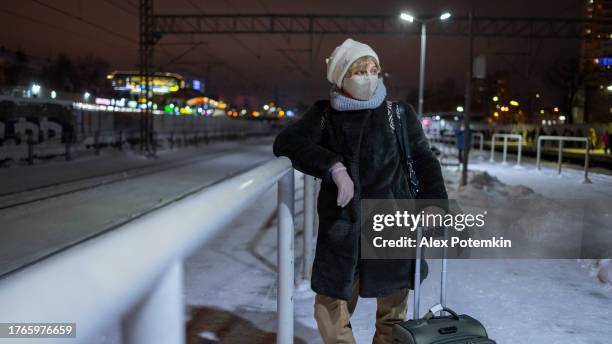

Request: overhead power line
left=29, top=0, right=137, bottom=44
left=102, top=0, right=138, bottom=17
left=0, top=8, right=130, bottom=48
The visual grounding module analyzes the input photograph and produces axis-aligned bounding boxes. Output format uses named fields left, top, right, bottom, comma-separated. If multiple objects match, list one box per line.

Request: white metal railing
left=302, top=175, right=315, bottom=280
left=489, top=133, right=522, bottom=166
left=536, top=136, right=591, bottom=184
left=0, top=157, right=301, bottom=344
left=471, top=132, right=484, bottom=157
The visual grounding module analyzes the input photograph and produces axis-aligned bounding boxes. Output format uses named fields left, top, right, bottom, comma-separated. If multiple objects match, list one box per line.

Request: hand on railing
left=330, top=162, right=354, bottom=207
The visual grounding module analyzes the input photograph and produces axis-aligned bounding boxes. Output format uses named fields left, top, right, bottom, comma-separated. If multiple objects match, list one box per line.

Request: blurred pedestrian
left=455, top=123, right=472, bottom=164
left=589, top=128, right=597, bottom=150
left=602, top=130, right=611, bottom=155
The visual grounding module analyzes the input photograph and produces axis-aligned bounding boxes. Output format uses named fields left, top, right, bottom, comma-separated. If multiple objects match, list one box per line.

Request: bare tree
left=546, top=58, right=582, bottom=123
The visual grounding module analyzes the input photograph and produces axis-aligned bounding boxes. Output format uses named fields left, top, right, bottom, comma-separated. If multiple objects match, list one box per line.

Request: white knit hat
left=326, top=38, right=380, bottom=88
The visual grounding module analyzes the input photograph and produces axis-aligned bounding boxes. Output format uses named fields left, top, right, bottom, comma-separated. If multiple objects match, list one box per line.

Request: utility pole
left=417, top=22, right=427, bottom=116
left=139, top=0, right=154, bottom=154
left=461, top=7, right=474, bottom=186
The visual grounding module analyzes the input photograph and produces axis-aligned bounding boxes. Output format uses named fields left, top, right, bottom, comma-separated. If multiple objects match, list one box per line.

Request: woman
left=273, top=38, right=447, bottom=344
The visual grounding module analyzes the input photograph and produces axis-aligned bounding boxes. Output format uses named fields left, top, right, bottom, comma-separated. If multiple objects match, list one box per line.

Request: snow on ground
left=174, top=155, right=612, bottom=343
left=3, top=139, right=611, bottom=343
left=0, top=137, right=275, bottom=276
left=465, top=156, right=612, bottom=286
left=0, top=137, right=274, bottom=195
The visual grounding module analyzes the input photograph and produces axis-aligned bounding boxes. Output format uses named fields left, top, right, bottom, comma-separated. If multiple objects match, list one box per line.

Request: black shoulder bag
left=387, top=101, right=420, bottom=199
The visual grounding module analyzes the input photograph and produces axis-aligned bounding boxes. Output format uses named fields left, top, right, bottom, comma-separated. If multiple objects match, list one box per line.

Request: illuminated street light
left=50, top=90, right=57, bottom=99
left=492, top=96, right=499, bottom=102
left=440, top=12, right=451, bottom=20
left=399, top=11, right=453, bottom=116
left=31, top=83, right=41, bottom=97
left=399, top=13, right=414, bottom=22
left=84, top=92, right=91, bottom=101
left=607, top=85, right=612, bottom=92
left=456, top=106, right=464, bottom=112
left=510, top=100, right=519, bottom=106
left=535, top=93, right=540, bottom=98
left=553, top=107, right=559, bottom=112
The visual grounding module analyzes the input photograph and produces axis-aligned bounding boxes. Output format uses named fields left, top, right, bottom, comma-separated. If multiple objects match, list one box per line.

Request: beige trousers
left=313, top=278, right=409, bottom=344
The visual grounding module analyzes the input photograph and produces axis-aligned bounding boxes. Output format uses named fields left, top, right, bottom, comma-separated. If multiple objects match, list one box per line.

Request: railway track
left=0, top=153, right=272, bottom=279
left=0, top=148, right=243, bottom=211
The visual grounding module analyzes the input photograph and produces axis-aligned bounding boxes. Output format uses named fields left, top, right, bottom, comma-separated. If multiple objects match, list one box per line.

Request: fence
left=536, top=136, right=591, bottom=184
left=489, top=133, right=522, bottom=166
left=0, top=124, right=272, bottom=166
left=0, top=157, right=304, bottom=344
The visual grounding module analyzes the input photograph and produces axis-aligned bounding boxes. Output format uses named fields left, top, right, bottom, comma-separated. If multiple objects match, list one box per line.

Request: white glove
left=330, top=162, right=354, bottom=207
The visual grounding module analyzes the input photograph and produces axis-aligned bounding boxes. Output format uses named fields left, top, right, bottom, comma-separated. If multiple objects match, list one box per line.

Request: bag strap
left=387, top=101, right=420, bottom=198
left=387, top=101, right=411, bottom=160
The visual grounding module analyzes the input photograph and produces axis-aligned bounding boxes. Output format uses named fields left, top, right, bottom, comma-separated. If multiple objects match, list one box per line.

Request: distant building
left=578, top=0, right=612, bottom=123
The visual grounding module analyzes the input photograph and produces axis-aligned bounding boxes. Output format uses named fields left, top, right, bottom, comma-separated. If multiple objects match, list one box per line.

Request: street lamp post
left=418, top=22, right=427, bottom=117
left=400, top=11, right=452, bottom=116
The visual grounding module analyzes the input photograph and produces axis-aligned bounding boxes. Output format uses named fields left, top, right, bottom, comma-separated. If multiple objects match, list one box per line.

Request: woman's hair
left=346, top=55, right=381, bottom=77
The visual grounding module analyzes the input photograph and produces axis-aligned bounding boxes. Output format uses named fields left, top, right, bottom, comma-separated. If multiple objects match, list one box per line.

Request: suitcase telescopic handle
left=413, top=225, right=449, bottom=320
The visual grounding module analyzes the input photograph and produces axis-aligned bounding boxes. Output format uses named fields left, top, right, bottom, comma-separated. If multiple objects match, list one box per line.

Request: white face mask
left=342, top=74, right=379, bottom=100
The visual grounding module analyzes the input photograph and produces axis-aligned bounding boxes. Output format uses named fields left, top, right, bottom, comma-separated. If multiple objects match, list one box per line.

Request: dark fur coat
left=273, top=99, right=448, bottom=300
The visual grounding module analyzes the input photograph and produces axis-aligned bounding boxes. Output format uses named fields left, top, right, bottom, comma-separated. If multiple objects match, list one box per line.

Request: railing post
left=121, top=260, right=184, bottom=344
left=472, top=133, right=484, bottom=158
left=303, top=175, right=315, bottom=280
left=557, top=140, right=563, bottom=175
left=502, top=135, right=508, bottom=165
left=277, top=170, right=295, bottom=344
left=314, top=179, right=320, bottom=236
left=536, top=137, right=542, bottom=170
left=516, top=135, right=522, bottom=167
left=489, top=134, right=497, bottom=162
left=584, top=141, right=592, bottom=184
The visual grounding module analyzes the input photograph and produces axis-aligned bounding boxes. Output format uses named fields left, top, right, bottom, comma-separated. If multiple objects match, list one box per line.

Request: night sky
left=0, top=0, right=583, bottom=109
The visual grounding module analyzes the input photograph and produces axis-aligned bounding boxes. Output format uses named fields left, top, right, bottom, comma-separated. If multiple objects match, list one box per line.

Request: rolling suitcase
left=392, top=227, right=496, bottom=344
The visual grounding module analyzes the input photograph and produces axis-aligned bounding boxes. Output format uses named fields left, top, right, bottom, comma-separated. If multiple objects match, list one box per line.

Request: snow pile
left=449, top=170, right=537, bottom=203
left=446, top=169, right=611, bottom=287
left=469, top=171, right=504, bottom=190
